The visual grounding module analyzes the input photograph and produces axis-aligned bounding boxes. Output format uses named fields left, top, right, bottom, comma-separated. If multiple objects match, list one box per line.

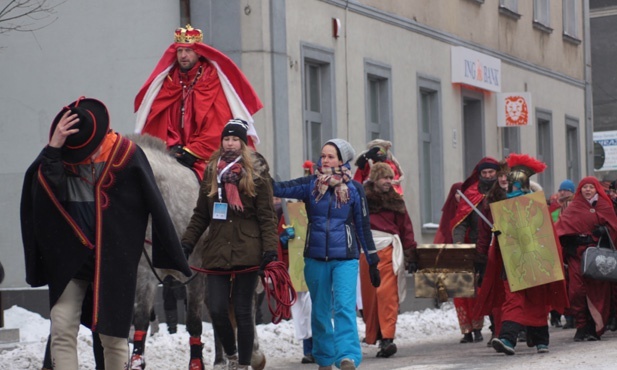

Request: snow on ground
left=0, top=303, right=464, bottom=370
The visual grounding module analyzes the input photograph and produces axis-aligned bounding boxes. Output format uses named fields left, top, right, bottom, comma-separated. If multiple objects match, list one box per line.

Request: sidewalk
left=265, top=326, right=617, bottom=370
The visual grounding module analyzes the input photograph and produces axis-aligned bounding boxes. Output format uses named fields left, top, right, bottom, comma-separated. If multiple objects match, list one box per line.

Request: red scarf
left=313, top=166, right=352, bottom=208
left=217, top=150, right=244, bottom=212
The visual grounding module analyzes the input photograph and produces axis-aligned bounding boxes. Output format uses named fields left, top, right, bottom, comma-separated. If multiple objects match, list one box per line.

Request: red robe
left=556, top=176, right=617, bottom=335
left=135, top=42, right=263, bottom=181
left=474, top=209, right=568, bottom=330
left=141, top=60, right=233, bottom=179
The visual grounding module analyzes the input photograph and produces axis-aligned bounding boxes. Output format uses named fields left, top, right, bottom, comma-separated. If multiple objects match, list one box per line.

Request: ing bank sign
left=451, top=46, right=501, bottom=93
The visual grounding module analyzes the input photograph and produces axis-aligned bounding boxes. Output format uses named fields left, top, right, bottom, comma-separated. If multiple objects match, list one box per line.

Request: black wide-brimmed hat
left=49, top=97, right=110, bottom=164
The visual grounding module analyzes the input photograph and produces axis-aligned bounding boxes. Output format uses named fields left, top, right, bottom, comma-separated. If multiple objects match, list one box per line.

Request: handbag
left=581, top=231, right=617, bottom=283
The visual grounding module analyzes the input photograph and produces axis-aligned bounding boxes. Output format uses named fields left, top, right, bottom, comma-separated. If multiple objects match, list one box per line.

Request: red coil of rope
left=260, top=260, right=297, bottom=324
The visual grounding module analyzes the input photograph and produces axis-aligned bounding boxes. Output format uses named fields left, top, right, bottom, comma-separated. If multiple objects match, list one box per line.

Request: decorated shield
left=286, top=202, right=309, bottom=292
left=490, top=191, right=564, bottom=292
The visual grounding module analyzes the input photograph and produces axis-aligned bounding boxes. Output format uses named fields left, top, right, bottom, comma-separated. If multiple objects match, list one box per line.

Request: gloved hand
left=258, top=250, right=278, bottom=276
left=169, top=144, right=183, bottom=156
left=182, top=243, right=194, bottom=260
left=593, top=225, right=607, bottom=238
left=407, top=262, right=418, bottom=274
left=369, top=264, right=381, bottom=287
left=364, top=146, right=382, bottom=162
left=175, top=148, right=198, bottom=169
left=279, top=226, right=296, bottom=249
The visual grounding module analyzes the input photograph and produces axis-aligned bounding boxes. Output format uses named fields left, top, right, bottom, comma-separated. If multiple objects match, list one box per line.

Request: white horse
left=128, top=134, right=266, bottom=370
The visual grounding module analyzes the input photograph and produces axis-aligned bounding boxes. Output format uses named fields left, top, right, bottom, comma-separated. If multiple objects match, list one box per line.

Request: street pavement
left=265, top=325, right=617, bottom=370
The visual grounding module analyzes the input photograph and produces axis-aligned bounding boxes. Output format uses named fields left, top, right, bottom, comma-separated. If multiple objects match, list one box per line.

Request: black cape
left=21, top=134, right=191, bottom=337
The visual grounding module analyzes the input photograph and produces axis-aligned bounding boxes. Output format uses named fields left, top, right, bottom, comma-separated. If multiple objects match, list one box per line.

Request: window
left=502, top=127, right=520, bottom=157
left=301, top=44, right=335, bottom=163
left=533, top=0, right=551, bottom=28
left=417, top=76, right=443, bottom=232
left=563, top=0, right=579, bottom=41
left=565, top=116, right=580, bottom=183
left=499, top=0, right=519, bottom=13
left=536, top=110, right=554, bottom=193
left=365, top=60, right=392, bottom=141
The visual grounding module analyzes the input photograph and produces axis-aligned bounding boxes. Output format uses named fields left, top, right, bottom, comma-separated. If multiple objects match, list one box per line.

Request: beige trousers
left=50, top=279, right=129, bottom=370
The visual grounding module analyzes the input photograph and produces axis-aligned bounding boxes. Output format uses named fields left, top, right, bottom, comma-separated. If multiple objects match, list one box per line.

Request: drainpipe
left=583, top=0, right=594, bottom=175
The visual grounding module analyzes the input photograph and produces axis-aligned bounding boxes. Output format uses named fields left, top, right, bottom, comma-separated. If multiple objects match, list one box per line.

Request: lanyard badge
left=214, top=156, right=241, bottom=220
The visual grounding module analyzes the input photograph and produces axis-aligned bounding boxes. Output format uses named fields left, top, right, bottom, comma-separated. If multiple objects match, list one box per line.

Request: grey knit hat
left=325, top=138, right=356, bottom=164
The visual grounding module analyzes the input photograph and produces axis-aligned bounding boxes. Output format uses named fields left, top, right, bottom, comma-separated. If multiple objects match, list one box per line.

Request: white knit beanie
left=325, top=139, right=356, bottom=164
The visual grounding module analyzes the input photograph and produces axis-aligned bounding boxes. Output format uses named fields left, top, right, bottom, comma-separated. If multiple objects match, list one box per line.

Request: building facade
left=0, top=0, right=588, bottom=299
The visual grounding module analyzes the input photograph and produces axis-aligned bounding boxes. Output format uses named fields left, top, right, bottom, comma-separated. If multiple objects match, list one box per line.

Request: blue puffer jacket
left=273, top=175, right=379, bottom=265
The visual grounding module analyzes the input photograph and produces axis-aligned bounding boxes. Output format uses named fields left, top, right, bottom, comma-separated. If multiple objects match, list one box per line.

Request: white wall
left=0, top=0, right=180, bottom=288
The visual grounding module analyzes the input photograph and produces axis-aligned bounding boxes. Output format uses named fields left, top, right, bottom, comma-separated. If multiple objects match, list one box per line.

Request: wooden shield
left=286, top=202, right=309, bottom=292
left=490, top=191, right=564, bottom=292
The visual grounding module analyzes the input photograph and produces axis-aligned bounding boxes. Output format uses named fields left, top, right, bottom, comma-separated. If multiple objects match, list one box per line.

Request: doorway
left=462, top=90, right=485, bottom=176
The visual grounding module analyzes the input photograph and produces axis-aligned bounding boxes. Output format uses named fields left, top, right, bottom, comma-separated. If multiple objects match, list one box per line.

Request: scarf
left=313, top=166, right=352, bottom=208
left=217, top=149, right=244, bottom=212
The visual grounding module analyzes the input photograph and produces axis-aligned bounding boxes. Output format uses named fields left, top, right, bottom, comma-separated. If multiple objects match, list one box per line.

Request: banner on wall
left=497, top=92, right=533, bottom=127
left=593, top=130, right=617, bottom=171
left=451, top=46, right=502, bottom=92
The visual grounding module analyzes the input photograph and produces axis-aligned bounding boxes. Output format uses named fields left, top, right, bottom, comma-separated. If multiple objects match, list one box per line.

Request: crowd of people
left=18, top=23, right=617, bottom=370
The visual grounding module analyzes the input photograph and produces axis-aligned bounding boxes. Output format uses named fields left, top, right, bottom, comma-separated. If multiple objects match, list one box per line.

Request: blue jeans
left=305, top=258, right=361, bottom=368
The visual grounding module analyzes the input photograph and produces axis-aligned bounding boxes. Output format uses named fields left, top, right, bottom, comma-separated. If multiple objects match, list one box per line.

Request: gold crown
left=174, top=24, right=203, bottom=44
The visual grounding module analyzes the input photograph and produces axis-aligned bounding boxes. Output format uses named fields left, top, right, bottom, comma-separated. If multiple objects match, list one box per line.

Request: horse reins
left=143, top=240, right=296, bottom=322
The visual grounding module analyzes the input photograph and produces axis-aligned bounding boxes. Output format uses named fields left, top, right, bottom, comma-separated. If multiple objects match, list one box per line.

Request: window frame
left=364, top=59, right=393, bottom=142
left=536, top=109, right=554, bottom=193
left=417, top=74, right=444, bottom=233
left=300, top=43, right=336, bottom=163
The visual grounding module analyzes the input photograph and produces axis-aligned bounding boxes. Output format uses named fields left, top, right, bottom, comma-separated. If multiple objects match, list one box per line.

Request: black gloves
left=355, top=147, right=382, bottom=170
left=369, top=264, right=381, bottom=287
left=258, top=250, right=278, bottom=276
left=404, top=248, right=418, bottom=274
left=593, top=225, right=608, bottom=238
left=175, top=148, right=198, bottom=169
left=169, top=144, right=183, bottom=156
left=182, top=243, right=194, bottom=260
left=279, top=227, right=296, bottom=250
left=364, top=146, right=382, bottom=162
left=407, top=262, right=418, bottom=274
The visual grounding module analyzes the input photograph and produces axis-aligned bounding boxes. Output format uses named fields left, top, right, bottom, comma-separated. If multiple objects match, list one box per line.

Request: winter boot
left=573, top=327, right=587, bottom=342
left=340, top=358, right=356, bottom=370
left=563, top=316, right=575, bottom=329
left=189, top=336, right=205, bottom=370
left=130, top=330, right=147, bottom=370
left=165, top=308, right=179, bottom=334
left=459, top=332, right=473, bottom=343
left=301, top=337, right=315, bottom=363
left=550, top=311, right=562, bottom=327
left=376, top=338, right=397, bottom=358
left=491, top=338, right=515, bottom=355
left=225, top=353, right=239, bottom=370
left=473, top=329, right=483, bottom=343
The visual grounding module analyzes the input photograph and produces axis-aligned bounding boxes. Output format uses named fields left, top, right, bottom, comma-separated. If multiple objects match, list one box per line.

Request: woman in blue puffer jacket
left=274, top=138, right=381, bottom=370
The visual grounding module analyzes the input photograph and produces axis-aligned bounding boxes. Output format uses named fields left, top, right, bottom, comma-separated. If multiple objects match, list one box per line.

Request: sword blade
left=456, top=189, right=494, bottom=230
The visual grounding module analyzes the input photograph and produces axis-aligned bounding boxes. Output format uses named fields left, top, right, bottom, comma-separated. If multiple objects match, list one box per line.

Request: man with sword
left=450, top=157, right=501, bottom=343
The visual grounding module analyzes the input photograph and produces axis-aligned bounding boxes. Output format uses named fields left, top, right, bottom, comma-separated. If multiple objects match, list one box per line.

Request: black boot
left=165, top=309, right=179, bottom=334
left=376, top=339, right=397, bottom=358
left=550, top=311, right=562, bottom=327
left=473, top=329, right=483, bottom=343
left=607, top=316, right=617, bottom=332
left=460, top=333, right=473, bottom=343
left=563, top=316, right=575, bottom=329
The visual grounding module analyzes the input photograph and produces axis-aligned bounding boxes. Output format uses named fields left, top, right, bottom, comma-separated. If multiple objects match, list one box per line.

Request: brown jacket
left=182, top=154, right=278, bottom=270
